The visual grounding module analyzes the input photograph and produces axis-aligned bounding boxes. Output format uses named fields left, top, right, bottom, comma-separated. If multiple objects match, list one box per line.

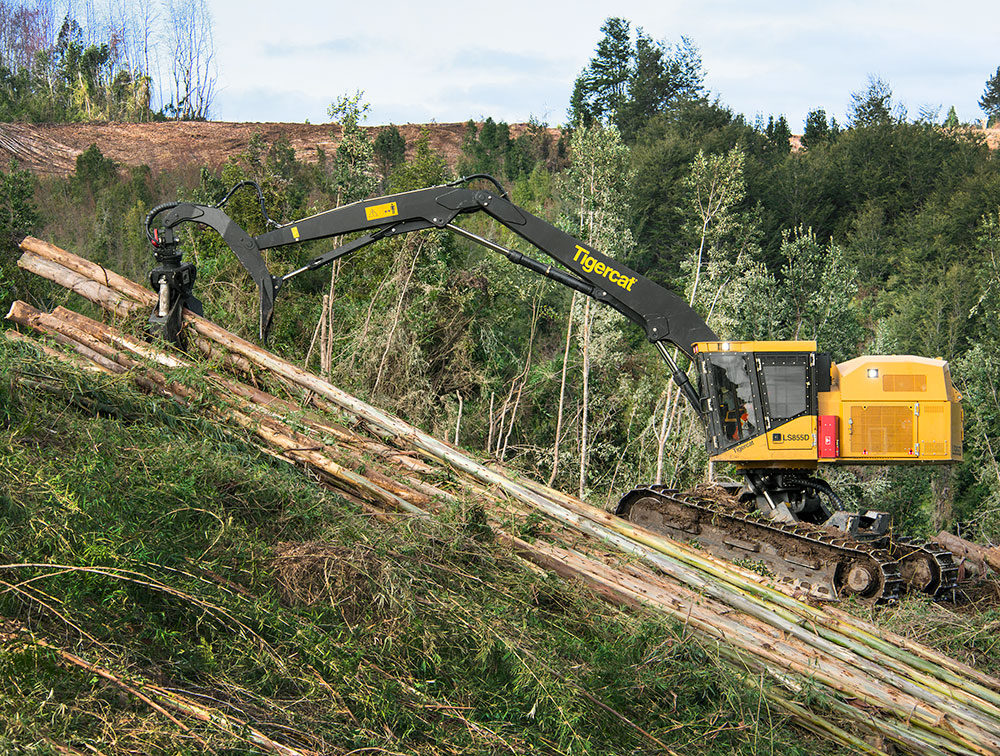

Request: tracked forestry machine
left=144, top=175, right=963, bottom=603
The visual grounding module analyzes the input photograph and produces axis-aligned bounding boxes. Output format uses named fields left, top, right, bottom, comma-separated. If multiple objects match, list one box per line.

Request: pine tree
left=619, top=33, right=703, bottom=141
left=980, top=67, right=1000, bottom=126
left=764, top=115, right=792, bottom=154
left=373, top=125, right=406, bottom=181
left=802, top=108, right=831, bottom=148
left=568, top=18, right=703, bottom=139
left=849, top=76, right=899, bottom=127
left=568, top=17, right=632, bottom=127
left=618, top=30, right=670, bottom=140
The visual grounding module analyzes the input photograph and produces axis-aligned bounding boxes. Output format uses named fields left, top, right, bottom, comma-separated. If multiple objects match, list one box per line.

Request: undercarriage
left=616, top=476, right=958, bottom=604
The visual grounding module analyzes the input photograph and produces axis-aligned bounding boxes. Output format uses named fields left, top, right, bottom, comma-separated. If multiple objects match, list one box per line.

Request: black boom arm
left=147, top=178, right=717, bottom=409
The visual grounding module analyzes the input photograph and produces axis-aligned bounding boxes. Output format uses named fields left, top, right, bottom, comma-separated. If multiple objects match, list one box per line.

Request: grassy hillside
left=0, top=335, right=855, bottom=755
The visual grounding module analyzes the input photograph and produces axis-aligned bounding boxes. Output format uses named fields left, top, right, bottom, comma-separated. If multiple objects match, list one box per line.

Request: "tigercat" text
left=573, top=245, right=638, bottom=291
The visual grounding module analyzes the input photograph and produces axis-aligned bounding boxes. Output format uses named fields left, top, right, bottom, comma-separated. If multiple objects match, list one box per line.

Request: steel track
left=616, top=485, right=905, bottom=604
left=890, top=537, right=959, bottom=600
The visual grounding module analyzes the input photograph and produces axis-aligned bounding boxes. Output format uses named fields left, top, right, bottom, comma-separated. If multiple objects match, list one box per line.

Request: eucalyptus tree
left=552, top=123, right=634, bottom=497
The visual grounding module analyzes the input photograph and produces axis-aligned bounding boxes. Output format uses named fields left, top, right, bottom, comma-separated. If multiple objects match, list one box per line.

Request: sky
left=207, top=0, right=1000, bottom=131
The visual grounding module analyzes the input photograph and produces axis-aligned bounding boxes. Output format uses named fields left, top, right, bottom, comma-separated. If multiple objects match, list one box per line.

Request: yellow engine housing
left=822, top=355, right=963, bottom=463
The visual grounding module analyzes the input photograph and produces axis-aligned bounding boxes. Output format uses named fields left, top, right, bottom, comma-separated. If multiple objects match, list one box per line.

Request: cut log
left=19, top=236, right=153, bottom=305
left=936, top=531, right=1000, bottom=574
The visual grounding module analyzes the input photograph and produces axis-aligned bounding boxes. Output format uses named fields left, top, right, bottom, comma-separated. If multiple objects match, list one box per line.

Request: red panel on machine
left=818, top=415, right=839, bottom=458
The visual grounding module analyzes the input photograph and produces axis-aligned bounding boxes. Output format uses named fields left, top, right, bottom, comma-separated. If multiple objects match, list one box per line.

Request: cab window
left=759, top=356, right=811, bottom=425
left=707, top=353, right=759, bottom=445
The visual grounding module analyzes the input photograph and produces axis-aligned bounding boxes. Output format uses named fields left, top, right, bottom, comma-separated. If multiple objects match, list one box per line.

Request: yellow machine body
left=693, top=341, right=962, bottom=469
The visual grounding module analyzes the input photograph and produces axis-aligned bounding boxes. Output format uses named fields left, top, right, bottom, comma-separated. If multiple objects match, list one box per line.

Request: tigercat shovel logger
left=144, top=175, right=964, bottom=603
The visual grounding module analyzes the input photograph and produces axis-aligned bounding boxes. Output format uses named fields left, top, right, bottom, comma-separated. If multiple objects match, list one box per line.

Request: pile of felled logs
left=9, top=236, right=1000, bottom=756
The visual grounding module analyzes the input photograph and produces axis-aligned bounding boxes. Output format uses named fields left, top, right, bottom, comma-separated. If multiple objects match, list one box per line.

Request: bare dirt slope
left=0, top=121, right=556, bottom=177
left=2, top=120, right=994, bottom=177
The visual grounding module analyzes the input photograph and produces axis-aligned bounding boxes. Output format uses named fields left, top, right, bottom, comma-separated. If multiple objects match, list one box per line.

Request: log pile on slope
left=10, top=236, right=1000, bottom=756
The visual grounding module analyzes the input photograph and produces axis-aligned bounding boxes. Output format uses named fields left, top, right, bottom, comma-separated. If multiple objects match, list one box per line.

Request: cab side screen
left=762, top=364, right=808, bottom=422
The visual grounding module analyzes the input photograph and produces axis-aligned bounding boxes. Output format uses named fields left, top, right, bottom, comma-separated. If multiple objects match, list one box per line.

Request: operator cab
left=693, top=341, right=829, bottom=464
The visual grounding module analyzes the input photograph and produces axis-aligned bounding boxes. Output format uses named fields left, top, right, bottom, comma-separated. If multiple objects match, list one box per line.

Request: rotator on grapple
left=144, top=175, right=965, bottom=603
left=146, top=222, right=201, bottom=345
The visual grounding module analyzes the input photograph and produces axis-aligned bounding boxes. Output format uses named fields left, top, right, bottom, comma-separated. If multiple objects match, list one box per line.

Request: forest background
left=4, top=2, right=1000, bottom=545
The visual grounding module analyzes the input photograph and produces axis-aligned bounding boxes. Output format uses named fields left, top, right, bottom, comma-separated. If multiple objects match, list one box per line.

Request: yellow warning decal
left=365, top=201, right=399, bottom=221
left=291, top=226, right=300, bottom=240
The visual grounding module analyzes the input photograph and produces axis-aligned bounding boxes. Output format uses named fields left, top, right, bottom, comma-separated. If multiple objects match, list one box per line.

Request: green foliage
left=980, top=66, right=1000, bottom=125
left=570, top=17, right=704, bottom=141
left=563, top=123, right=635, bottom=255
left=518, top=117, right=567, bottom=171
left=373, top=123, right=406, bottom=182
left=389, top=129, right=450, bottom=191
left=680, top=146, right=749, bottom=312
left=570, top=17, right=631, bottom=128
left=457, top=118, right=536, bottom=181
left=72, top=144, right=119, bottom=196
left=0, top=157, right=38, bottom=247
left=763, top=114, right=792, bottom=155
left=327, top=91, right=377, bottom=203
left=684, top=148, right=747, bottom=241
left=628, top=101, right=760, bottom=280
left=177, top=133, right=319, bottom=341
left=802, top=108, right=836, bottom=148
left=848, top=75, right=900, bottom=128
left=619, top=31, right=703, bottom=142
left=29, top=144, right=160, bottom=298
left=844, top=200, right=893, bottom=287
left=952, top=211, right=1000, bottom=540
left=557, top=123, right=637, bottom=493
left=0, top=157, right=39, bottom=314
left=776, top=228, right=865, bottom=361
left=750, top=111, right=999, bottom=272
left=0, top=14, right=154, bottom=123
left=882, top=263, right=980, bottom=360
